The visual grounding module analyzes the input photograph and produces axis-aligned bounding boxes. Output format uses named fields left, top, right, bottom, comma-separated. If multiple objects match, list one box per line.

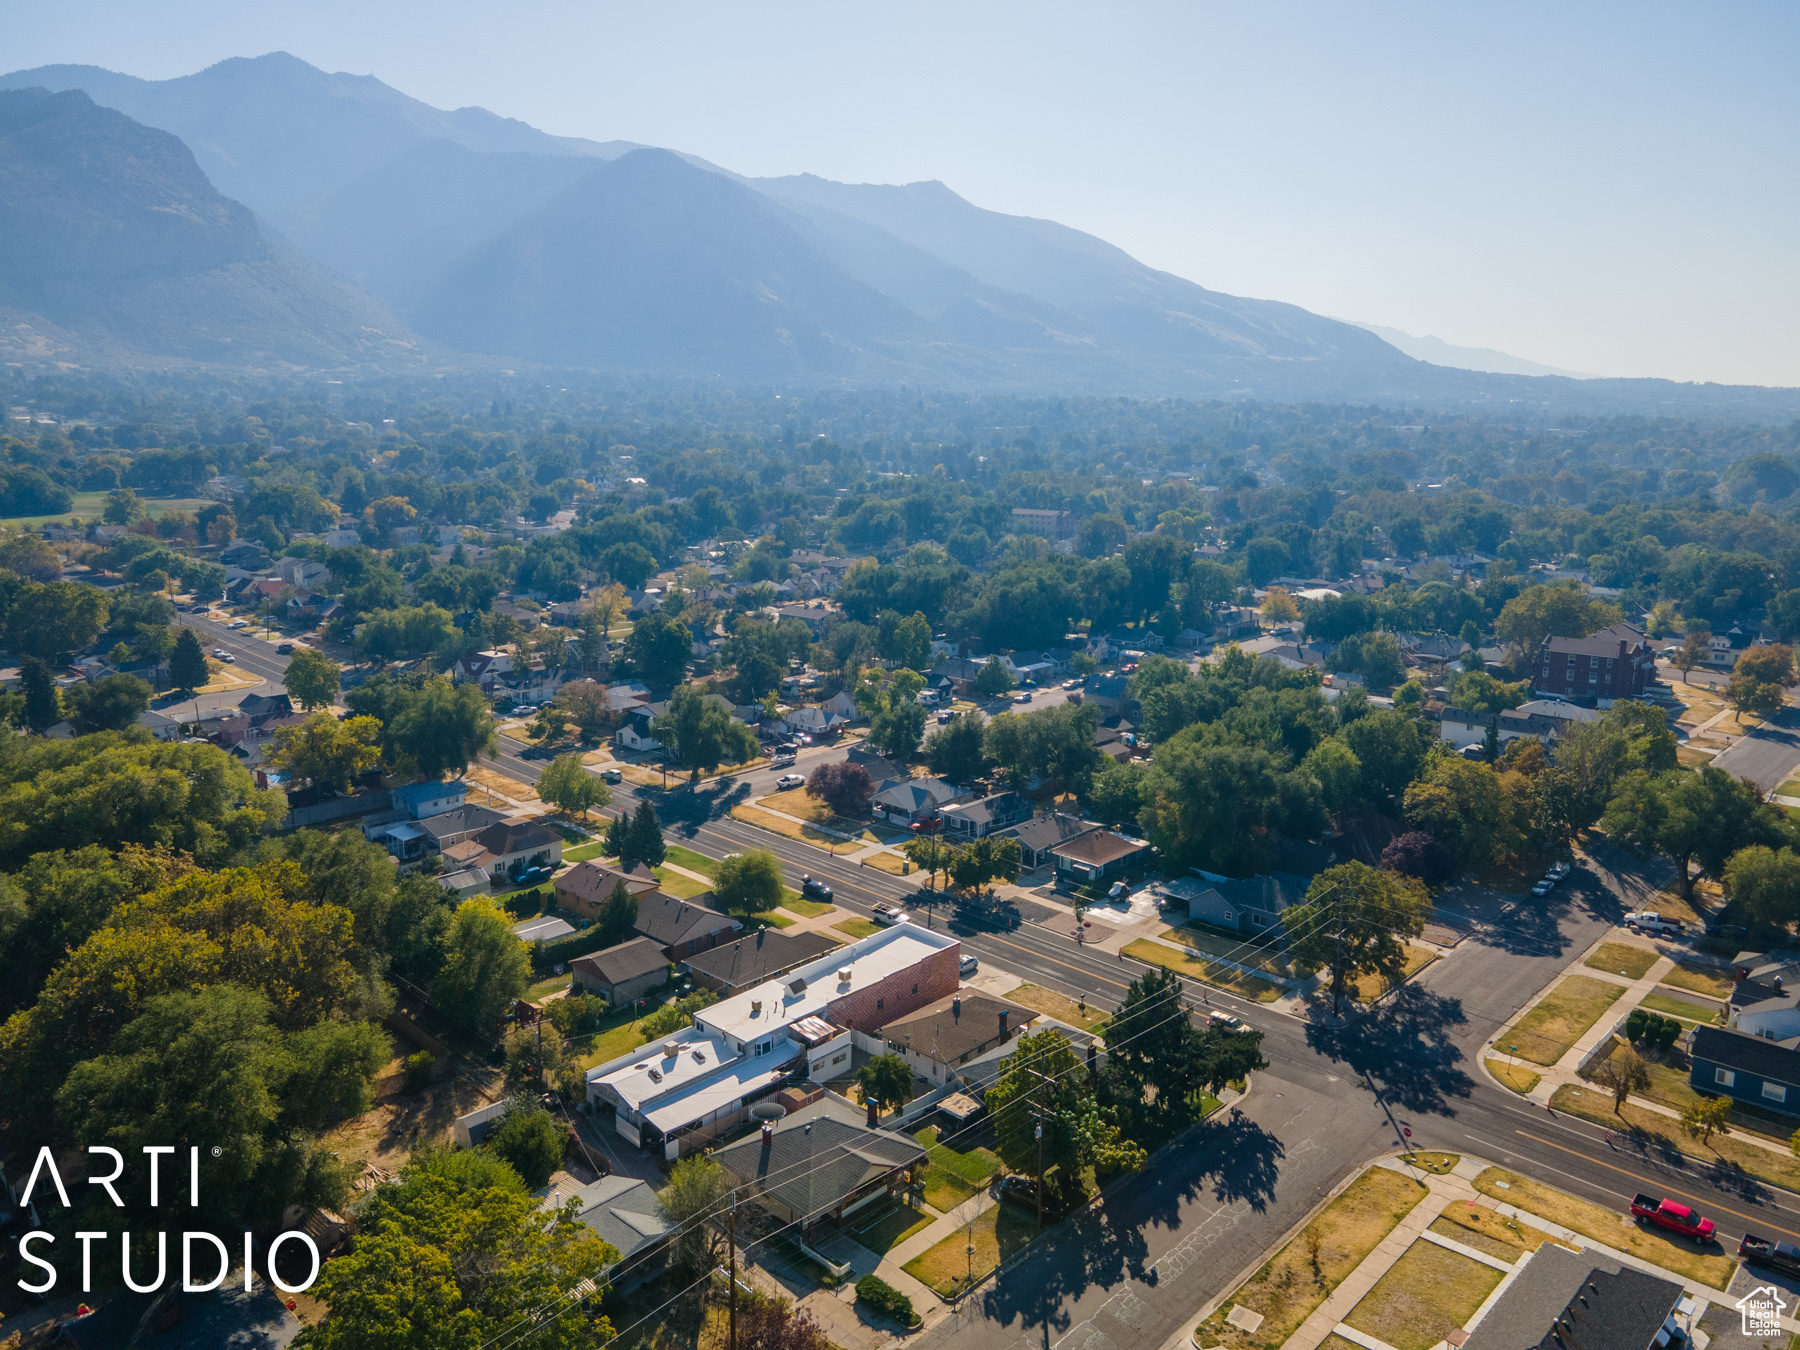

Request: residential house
left=454, top=649, right=516, bottom=694
left=940, top=790, right=1032, bottom=839
left=605, top=680, right=654, bottom=714
left=219, top=538, right=270, bottom=569
left=1169, top=872, right=1310, bottom=935
left=586, top=924, right=962, bottom=1156
left=1461, top=1243, right=1686, bottom=1350
left=391, top=779, right=467, bottom=821
left=1082, top=673, right=1132, bottom=715
left=1008, top=508, right=1075, bottom=540
left=881, top=990, right=1036, bottom=1087
left=437, top=868, right=488, bottom=900
left=1002, top=651, right=1057, bottom=684
left=236, top=691, right=294, bottom=727
left=615, top=705, right=664, bottom=752
left=1051, top=830, right=1152, bottom=883
left=556, top=859, right=663, bottom=920
left=927, top=655, right=988, bottom=697
left=781, top=705, right=849, bottom=739
left=1688, top=1023, right=1800, bottom=1119
left=420, top=804, right=507, bottom=852
left=135, top=709, right=183, bottom=740
left=276, top=557, right=330, bottom=589
left=1533, top=622, right=1656, bottom=705
left=820, top=690, right=857, bottom=721
left=1438, top=698, right=1602, bottom=751
left=772, top=603, right=832, bottom=634
left=322, top=528, right=362, bottom=548
left=367, top=820, right=432, bottom=864
left=684, top=929, right=843, bottom=995
left=711, top=1093, right=927, bottom=1235
left=1001, top=812, right=1103, bottom=869
left=633, top=892, right=742, bottom=960
left=572, top=938, right=672, bottom=1007
left=544, top=1175, right=672, bottom=1291
left=871, top=777, right=964, bottom=825
left=844, top=747, right=912, bottom=795
left=468, top=817, right=563, bottom=882
left=1392, top=632, right=1471, bottom=670
left=1724, top=951, right=1800, bottom=1041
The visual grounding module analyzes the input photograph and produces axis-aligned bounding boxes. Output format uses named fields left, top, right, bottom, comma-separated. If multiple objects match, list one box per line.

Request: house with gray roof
left=941, top=790, right=1032, bottom=840
left=710, top=1093, right=926, bottom=1235
left=542, top=1175, right=673, bottom=1291
left=1174, top=872, right=1310, bottom=935
left=871, top=777, right=964, bottom=825
left=1461, top=1242, right=1684, bottom=1350
left=684, top=928, right=843, bottom=995
left=1001, top=812, right=1103, bottom=868
left=572, top=937, right=672, bottom=1007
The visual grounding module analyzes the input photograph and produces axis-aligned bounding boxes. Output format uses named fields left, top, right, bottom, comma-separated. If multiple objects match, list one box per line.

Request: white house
left=616, top=706, right=662, bottom=752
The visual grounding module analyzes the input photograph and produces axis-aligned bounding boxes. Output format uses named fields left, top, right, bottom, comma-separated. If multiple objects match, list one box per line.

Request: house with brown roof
left=466, top=816, right=563, bottom=882
left=882, top=990, right=1037, bottom=1086
left=572, top=937, right=672, bottom=1007
left=556, top=860, right=661, bottom=920
left=632, top=892, right=742, bottom=960
left=1051, top=830, right=1152, bottom=883
left=683, top=928, right=843, bottom=994
left=1533, top=622, right=1655, bottom=705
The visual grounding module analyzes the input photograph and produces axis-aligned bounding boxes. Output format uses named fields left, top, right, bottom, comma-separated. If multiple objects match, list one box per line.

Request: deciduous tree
left=1723, top=845, right=1800, bottom=927
left=1601, top=765, right=1778, bottom=899
left=538, top=752, right=611, bottom=818
left=432, top=899, right=531, bottom=1034
left=283, top=646, right=342, bottom=710
left=652, top=682, right=758, bottom=781
left=1284, top=862, right=1428, bottom=1013
left=923, top=710, right=987, bottom=784
left=266, top=712, right=382, bottom=793
left=855, top=1053, right=915, bottom=1114
left=714, top=848, right=784, bottom=919
left=806, top=760, right=876, bottom=816
left=63, top=672, right=152, bottom=734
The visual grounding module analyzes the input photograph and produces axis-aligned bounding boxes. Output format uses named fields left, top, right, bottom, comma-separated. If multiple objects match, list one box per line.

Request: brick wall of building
left=826, top=944, right=961, bottom=1034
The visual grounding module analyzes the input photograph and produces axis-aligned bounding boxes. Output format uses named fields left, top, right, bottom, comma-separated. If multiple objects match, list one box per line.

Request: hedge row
left=855, top=1274, right=917, bottom=1326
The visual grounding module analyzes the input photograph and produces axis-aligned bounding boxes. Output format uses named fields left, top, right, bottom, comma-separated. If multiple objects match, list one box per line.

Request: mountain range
left=0, top=52, right=1787, bottom=410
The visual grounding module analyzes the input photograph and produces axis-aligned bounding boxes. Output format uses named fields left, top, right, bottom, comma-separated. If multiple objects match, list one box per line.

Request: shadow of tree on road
left=1306, top=985, right=1474, bottom=1116
left=658, top=777, right=753, bottom=834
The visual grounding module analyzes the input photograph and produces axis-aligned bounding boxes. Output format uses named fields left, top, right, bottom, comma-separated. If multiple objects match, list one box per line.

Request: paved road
left=473, top=738, right=1800, bottom=1346
left=1712, top=705, right=1800, bottom=793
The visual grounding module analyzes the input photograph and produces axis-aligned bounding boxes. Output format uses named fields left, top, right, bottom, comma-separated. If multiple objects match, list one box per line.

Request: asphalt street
left=473, top=734, right=1800, bottom=1346
left=1712, top=705, right=1800, bottom=793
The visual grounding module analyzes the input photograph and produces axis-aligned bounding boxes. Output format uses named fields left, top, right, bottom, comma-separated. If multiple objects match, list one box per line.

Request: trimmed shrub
left=403, top=1051, right=435, bottom=1090
left=1625, top=1008, right=1649, bottom=1042
left=1653, top=1016, right=1682, bottom=1053
left=855, top=1274, right=917, bottom=1326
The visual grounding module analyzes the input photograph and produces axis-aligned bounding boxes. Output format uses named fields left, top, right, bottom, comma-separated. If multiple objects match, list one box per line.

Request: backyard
left=913, top=1124, right=1002, bottom=1211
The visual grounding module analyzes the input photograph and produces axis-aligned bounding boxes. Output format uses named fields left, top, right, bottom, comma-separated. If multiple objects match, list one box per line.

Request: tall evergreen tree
left=170, top=626, right=209, bottom=693
left=20, top=656, right=58, bottom=731
left=623, top=801, right=665, bottom=869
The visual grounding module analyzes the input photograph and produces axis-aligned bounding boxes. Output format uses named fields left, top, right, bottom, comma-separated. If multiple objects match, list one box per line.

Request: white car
left=959, top=953, right=979, bottom=976
left=1208, top=1010, right=1251, bottom=1034
left=228, top=618, right=249, bottom=629
left=775, top=773, right=806, bottom=789
left=871, top=902, right=907, bottom=926
left=213, top=647, right=229, bottom=658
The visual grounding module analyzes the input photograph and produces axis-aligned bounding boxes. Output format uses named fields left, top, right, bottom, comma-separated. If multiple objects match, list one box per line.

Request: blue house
left=392, top=779, right=467, bottom=821
left=1687, top=1024, right=1800, bottom=1118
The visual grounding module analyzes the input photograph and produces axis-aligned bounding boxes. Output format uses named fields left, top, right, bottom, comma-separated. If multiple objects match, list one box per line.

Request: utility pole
left=1035, top=1121, right=1044, bottom=1232
left=727, top=1196, right=738, bottom=1350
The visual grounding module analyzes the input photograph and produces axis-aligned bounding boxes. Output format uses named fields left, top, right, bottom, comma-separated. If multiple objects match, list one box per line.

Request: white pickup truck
left=1624, top=911, right=1684, bottom=936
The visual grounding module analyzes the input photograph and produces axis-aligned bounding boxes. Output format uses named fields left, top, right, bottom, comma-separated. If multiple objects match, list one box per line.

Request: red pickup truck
left=1632, top=1193, right=1716, bottom=1242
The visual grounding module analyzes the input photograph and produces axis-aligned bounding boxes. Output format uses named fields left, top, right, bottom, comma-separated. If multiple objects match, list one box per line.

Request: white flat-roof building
left=587, top=923, right=961, bottom=1158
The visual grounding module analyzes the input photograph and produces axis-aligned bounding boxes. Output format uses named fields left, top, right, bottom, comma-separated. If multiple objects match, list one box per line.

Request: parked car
left=936, top=711, right=954, bottom=723
left=910, top=817, right=942, bottom=834
left=1739, top=1233, right=1800, bottom=1276
left=1624, top=912, right=1685, bottom=936
left=1531, top=879, right=1554, bottom=897
left=871, top=901, right=905, bottom=926
left=213, top=647, right=229, bottom=658
left=277, top=642, right=295, bottom=655
left=513, top=705, right=538, bottom=717
left=770, top=753, right=797, bottom=769
left=959, top=953, right=979, bottom=976
left=601, top=768, right=623, bottom=784
left=513, top=865, right=554, bottom=887
left=776, top=772, right=806, bottom=790
left=1631, top=1193, right=1714, bottom=1242
left=1547, top=862, right=1573, bottom=883
left=1106, top=881, right=1130, bottom=901
left=1208, top=1010, right=1252, bottom=1034
left=228, top=618, right=249, bottom=629
left=221, top=653, right=235, bottom=663
left=1012, top=691, right=1033, bottom=704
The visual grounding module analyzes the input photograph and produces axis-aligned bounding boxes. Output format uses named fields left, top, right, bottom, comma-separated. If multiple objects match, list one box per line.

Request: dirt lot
left=322, top=1069, right=505, bottom=1176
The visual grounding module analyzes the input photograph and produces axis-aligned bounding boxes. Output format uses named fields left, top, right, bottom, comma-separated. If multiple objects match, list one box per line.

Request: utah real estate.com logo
left=1738, top=1286, right=1787, bottom=1337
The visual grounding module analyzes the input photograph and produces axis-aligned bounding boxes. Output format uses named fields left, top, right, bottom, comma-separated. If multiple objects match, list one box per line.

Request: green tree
left=625, top=608, right=695, bottom=692
left=714, top=848, right=784, bottom=918
left=1495, top=583, right=1624, bottom=656
left=432, top=899, right=531, bottom=1034
left=622, top=801, right=666, bottom=869
left=1674, top=632, right=1708, bottom=682
left=1138, top=736, right=1325, bottom=877
left=1104, top=966, right=1205, bottom=1112
left=284, top=646, right=342, bottom=711
left=948, top=835, right=1022, bottom=899
left=604, top=812, right=629, bottom=861
left=355, top=603, right=459, bottom=664
left=1449, top=670, right=1529, bottom=714
left=855, top=1053, right=915, bottom=1114
left=1402, top=757, right=1518, bottom=868
left=1680, top=1095, right=1733, bottom=1149
left=1723, top=845, right=1800, bottom=927
left=923, top=710, right=987, bottom=783
left=985, top=1027, right=1145, bottom=1208
left=5, top=580, right=108, bottom=661
left=63, top=672, right=151, bottom=734
left=486, top=1105, right=566, bottom=1189
left=1727, top=643, right=1794, bottom=719
left=1284, top=862, right=1428, bottom=1013
left=20, top=655, right=59, bottom=730
left=900, top=835, right=959, bottom=890
left=1338, top=710, right=1428, bottom=811
left=1601, top=765, right=1778, bottom=899
left=597, top=883, right=639, bottom=945
left=265, top=712, right=383, bottom=793
left=386, top=677, right=498, bottom=779
left=870, top=697, right=928, bottom=761
left=653, top=682, right=759, bottom=782
left=170, top=626, right=209, bottom=692
left=103, top=487, right=148, bottom=525
left=974, top=657, right=1016, bottom=698
left=659, top=1154, right=731, bottom=1277
left=295, top=1149, right=615, bottom=1350
left=982, top=701, right=1105, bottom=796
left=888, top=610, right=934, bottom=670
left=1358, top=632, right=1404, bottom=689
left=538, top=752, right=611, bottom=817
left=728, top=647, right=785, bottom=706
left=1087, top=760, right=1148, bottom=826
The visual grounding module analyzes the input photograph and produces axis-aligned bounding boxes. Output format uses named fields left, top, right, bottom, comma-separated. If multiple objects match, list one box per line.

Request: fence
left=285, top=789, right=391, bottom=827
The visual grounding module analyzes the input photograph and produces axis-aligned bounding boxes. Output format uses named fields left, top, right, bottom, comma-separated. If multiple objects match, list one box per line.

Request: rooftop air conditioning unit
left=838, top=968, right=852, bottom=983
left=751, top=999, right=764, bottom=1014
left=662, top=1041, right=679, bottom=1058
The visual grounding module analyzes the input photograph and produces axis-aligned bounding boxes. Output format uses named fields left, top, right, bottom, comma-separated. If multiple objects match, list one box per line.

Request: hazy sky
left=11, top=1, right=1798, bottom=386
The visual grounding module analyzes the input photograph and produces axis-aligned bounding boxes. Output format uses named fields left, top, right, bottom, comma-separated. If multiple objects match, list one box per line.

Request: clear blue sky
left=11, top=1, right=1798, bottom=386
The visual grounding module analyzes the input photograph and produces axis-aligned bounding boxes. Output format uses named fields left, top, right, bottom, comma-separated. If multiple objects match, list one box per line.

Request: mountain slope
left=754, top=175, right=1412, bottom=371
left=0, top=52, right=656, bottom=219
left=407, top=148, right=990, bottom=381
left=1347, top=322, right=1597, bottom=379
left=0, top=86, right=421, bottom=369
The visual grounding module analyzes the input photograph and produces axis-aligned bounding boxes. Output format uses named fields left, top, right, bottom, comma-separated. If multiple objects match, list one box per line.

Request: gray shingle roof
left=550, top=1175, right=674, bottom=1265
left=1004, top=813, right=1102, bottom=855
left=574, top=936, right=671, bottom=986
left=682, top=929, right=842, bottom=992
left=633, top=892, right=740, bottom=949
left=1462, top=1243, right=1680, bottom=1350
left=712, top=1096, right=925, bottom=1221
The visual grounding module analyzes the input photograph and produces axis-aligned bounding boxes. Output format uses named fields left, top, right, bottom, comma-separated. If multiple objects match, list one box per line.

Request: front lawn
left=1343, top=1240, right=1503, bottom=1350
left=564, top=842, right=612, bottom=863
left=730, top=804, right=872, bottom=851
left=849, top=1201, right=933, bottom=1254
left=1640, top=992, right=1717, bottom=1024
left=1348, top=943, right=1436, bottom=1003
left=913, top=1125, right=1002, bottom=1211
left=1501, top=974, right=1624, bottom=1065
left=664, top=844, right=720, bottom=877
left=1485, top=1058, right=1540, bottom=1094
left=1584, top=941, right=1659, bottom=980
left=1196, top=1167, right=1428, bottom=1350
left=1473, top=1165, right=1735, bottom=1289
left=1007, top=984, right=1111, bottom=1034
left=1123, top=939, right=1284, bottom=1003
left=901, top=1200, right=1037, bottom=1300
left=834, top=918, right=882, bottom=940
left=1661, top=963, right=1735, bottom=999
left=650, top=867, right=710, bottom=900
left=1553, top=1078, right=1800, bottom=1178
left=1159, top=923, right=1301, bottom=981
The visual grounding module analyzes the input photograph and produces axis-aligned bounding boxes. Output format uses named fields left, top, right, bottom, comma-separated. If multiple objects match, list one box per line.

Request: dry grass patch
left=1485, top=1059, right=1541, bottom=1094
left=1124, top=938, right=1284, bottom=1003
left=861, top=851, right=911, bottom=875
left=1196, top=1167, right=1428, bottom=1350
left=1429, top=1203, right=1569, bottom=1264
left=1159, top=924, right=1301, bottom=981
left=730, top=804, right=871, bottom=851
left=1344, top=1239, right=1503, bottom=1350
left=1649, top=881, right=1710, bottom=925
left=1584, top=941, right=1660, bottom=980
left=1349, top=943, right=1436, bottom=1002
left=1474, top=1166, right=1736, bottom=1289
left=1502, top=974, right=1624, bottom=1065
left=1397, top=1152, right=1460, bottom=1175
left=902, top=1200, right=1037, bottom=1300
left=465, top=764, right=537, bottom=802
left=1009, top=983, right=1110, bottom=1033
left=1662, top=962, right=1735, bottom=1000
left=758, top=787, right=835, bottom=822
left=1553, top=1079, right=1800, bottom=1175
